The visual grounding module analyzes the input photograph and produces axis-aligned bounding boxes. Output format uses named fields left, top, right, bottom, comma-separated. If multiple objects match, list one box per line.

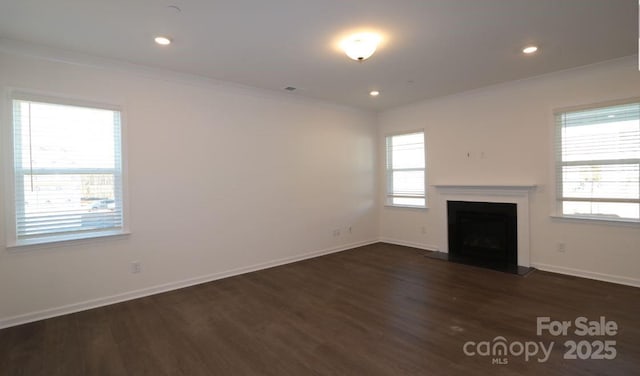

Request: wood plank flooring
left=1, top=242, right=639, bottom=375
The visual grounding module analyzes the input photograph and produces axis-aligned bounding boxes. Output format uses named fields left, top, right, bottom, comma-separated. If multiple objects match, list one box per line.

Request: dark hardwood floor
left=1, top=242, right=639, bottom=375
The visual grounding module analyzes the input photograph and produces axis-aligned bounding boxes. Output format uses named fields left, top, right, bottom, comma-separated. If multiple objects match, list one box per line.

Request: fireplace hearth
left=447, top=200, right=520, bottom=274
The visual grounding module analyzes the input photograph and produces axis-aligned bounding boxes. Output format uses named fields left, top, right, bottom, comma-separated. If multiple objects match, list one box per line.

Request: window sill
left=550, top=215, right=640, bottom=227
left=384, top=204, right=429, bottom=210
left=7, top=230, right=131, bottom=250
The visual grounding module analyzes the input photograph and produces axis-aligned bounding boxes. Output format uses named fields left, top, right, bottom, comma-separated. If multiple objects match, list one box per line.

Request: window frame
left=553, top=98, right=640, bottom=224
left=384, top=129, right=427, bottom=209
left=4, top=90, right=129, bottom=247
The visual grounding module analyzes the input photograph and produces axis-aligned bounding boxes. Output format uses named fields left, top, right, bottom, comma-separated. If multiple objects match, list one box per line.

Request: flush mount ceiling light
left=369, top=90, right=380, bottom=97
left=154, top=36, right=172, bottom=45
left=341, top=33, right=381, bottom=61
left=522, top=45, right=538, bottom=54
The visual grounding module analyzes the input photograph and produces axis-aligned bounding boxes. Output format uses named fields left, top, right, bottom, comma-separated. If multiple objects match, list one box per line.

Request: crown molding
left=0, top=38, right=372, bottom=116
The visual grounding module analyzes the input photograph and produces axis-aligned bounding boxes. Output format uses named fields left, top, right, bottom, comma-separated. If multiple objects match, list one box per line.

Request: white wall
left=0, top=49, right=378, bottom=327
left=1, top=45, right=638, bottom=328
left=378, top=56, right=640, bottom=287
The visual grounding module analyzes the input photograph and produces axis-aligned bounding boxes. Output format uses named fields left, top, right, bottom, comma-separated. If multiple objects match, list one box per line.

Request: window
left=385, top=131, right=426, bottom=207
left=8, top=94, right=125, bottom=246
left=555, top=101, right=639, bottom=222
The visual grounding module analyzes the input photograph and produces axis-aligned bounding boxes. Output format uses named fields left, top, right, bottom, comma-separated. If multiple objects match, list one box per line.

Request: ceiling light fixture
left=154, top=36, right=172, bottom=45
left=522, top=45, right=538, bottom=54
left=370, top=90, right=380, bottom=97
left=342, top=33, right=381, bottom=61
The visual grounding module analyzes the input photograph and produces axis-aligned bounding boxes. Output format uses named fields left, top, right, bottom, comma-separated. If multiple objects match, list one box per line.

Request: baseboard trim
left=5, top=240, right=637, bottom=329
left=378, top=237, right=440, bottom=252
left=0, top=239, right=378, bottom=329
left=531, top=262, right=640, bottom=288
left=379, top=239, right=640, bottom=288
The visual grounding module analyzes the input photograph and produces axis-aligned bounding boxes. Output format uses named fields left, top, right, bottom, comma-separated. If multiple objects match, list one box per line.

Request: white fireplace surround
left=433, top=184, right=537, bottom=268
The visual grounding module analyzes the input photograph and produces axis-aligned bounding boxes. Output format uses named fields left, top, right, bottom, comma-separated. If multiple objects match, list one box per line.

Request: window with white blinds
left=385, top=131, right=426, bottom=208
left=555, top=101, right=640, bottom=222
left=10, top=95, right=125, bottom=245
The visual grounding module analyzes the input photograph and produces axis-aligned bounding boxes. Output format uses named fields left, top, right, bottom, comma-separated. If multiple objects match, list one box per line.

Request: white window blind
left=385, top=131, right=426, bottom=207
left=555, top=101, right=640, bottom=222
left=11, top=96, right=124, bottom=245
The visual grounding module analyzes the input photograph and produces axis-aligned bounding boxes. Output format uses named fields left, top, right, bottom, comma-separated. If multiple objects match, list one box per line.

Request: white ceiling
left=0, top=0, right=637, bottom=111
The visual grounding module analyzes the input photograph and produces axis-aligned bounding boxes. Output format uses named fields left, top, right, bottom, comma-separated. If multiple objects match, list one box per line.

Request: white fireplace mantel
left=432, top=184, right=537, bottom=195
left=433, top=184, right=537, bottom=268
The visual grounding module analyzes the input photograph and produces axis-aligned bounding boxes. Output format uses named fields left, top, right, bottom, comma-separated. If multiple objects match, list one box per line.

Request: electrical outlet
left=421, top=226, right=427, bottom=234
left=131, top=261, right=142, bottom=274
left=332, top=229, right=341, bottom=237
left=556, top=243, right=566, bottom=253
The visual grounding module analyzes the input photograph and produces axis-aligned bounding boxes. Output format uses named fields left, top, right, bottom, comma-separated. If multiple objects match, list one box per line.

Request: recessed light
left=522, top=45, right=538, bottom=54
left=370, top=90, right=380, bottom=97
left=154, top=36, right=172, bottom=45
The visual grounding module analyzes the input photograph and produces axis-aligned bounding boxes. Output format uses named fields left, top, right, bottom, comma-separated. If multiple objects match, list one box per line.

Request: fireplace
left=447, top=200, right=519, bottom=274
left=434, top=184, right=535, bottom=270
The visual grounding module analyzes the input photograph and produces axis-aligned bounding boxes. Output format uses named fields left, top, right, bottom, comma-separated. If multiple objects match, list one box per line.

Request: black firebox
left=447, top=200, right=518, bottom=274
